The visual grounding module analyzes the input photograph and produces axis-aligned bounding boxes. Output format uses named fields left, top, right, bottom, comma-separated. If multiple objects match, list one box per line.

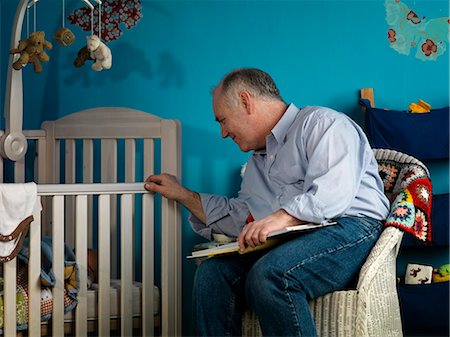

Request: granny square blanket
left=378, top=159, right=432, bottom=244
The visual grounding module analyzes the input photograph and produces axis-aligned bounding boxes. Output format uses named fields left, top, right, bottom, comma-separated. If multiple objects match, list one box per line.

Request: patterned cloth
left=377, top=159, right=432, bottom=243
left=0, top=237, right=79, bottom=333
left=68, top=0, right=142, bottom=42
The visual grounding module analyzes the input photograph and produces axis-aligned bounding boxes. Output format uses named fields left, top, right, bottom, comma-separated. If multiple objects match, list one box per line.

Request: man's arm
left=144, top=173, right=207, bottom=223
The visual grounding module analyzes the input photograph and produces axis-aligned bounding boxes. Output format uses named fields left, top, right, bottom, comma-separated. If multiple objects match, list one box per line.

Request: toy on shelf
left=405, top=263, right=433, bottom=284
left=9, top=31, right=53, bottom=73
left=433, top=264, right=450, bottom=283
left=409, top=99, right=431, bottom=113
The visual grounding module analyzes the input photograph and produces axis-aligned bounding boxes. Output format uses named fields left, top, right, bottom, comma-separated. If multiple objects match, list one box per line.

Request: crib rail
left=2, top=182, right=181, bottom=337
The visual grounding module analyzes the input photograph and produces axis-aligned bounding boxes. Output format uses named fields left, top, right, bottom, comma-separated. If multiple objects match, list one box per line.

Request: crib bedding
left=63, top=281, right=160, bottom=320
left=0, top=263, right=77, bottom=333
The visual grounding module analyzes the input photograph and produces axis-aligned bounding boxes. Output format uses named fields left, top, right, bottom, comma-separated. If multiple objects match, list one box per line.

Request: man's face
left=212, top=88, right=254, bottom=152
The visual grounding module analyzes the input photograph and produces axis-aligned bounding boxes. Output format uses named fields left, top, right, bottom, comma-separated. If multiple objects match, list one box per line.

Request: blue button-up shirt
left=190, top=104, right=389, bottom=240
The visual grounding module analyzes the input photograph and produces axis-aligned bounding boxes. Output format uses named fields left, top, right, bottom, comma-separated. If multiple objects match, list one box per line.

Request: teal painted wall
left=1, top=0, right=448, bottom=335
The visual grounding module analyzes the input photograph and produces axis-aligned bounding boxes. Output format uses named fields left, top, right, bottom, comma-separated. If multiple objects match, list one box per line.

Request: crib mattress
left=63, top=280, right=160, bottom=321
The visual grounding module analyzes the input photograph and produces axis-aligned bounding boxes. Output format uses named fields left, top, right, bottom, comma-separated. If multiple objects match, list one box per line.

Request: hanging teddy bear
left=86, top=35, right=112, bottom=71
left=9, top=31, right=53, bottom=73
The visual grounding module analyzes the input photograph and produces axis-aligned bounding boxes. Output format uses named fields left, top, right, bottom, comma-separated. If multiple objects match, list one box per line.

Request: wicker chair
left=242, top=149, right=430, bottom=337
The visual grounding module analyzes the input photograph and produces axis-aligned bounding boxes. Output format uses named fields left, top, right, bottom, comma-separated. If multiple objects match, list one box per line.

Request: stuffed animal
left=433, top=264, right=450, bottom=283
left=409, top=99, right=431, bottom=113
left=74, top=46, right=94, bottom=67
left=9, top=31, right=53, bottom=73
left=53, top=27, right=75, bottom=46
left=86, top=35, right=112, bottom=71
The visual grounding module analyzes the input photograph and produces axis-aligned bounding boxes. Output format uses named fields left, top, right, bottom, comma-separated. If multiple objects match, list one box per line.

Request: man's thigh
left=250, top=216, right=383, bottom=299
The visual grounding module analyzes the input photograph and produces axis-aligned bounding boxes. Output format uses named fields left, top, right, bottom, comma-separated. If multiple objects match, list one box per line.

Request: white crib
left=0, top=107, right=182, bottom=336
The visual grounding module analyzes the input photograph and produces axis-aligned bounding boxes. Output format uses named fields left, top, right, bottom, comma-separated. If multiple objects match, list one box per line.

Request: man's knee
left=246, top=261, right=284, bottom=307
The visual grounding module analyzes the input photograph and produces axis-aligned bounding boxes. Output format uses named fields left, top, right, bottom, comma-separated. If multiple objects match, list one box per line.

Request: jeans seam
left=225, top=293, right=236, bottom=336
left=283, top=277, right=302, bottom=336
left=225, top=275, right=243, bottom=336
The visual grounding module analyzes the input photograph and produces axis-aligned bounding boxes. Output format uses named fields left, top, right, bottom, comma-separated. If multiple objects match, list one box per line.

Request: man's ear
left=239, top=91, right=252, bottom=114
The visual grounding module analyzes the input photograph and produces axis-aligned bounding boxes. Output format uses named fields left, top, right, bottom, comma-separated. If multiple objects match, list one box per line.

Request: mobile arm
left=0, top=0, right=29, bottom=161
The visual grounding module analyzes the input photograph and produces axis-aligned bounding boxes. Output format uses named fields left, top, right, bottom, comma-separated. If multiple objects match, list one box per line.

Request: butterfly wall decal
left=385, top=0, right=449, bottom=61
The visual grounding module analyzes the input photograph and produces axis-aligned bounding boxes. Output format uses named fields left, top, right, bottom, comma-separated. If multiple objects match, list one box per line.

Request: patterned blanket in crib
left=0, top=237, right=78, bottom=332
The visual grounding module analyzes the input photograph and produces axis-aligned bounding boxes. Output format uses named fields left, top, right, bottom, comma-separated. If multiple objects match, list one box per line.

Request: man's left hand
left=237, top=209, right=303, bottom=251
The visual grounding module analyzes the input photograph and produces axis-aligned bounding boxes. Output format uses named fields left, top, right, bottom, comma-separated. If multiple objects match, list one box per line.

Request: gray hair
left=214, top=68, right=284, bottom=106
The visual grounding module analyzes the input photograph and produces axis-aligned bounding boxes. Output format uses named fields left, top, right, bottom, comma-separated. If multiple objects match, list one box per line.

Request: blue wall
left=1, top=0, right=449, bottom=335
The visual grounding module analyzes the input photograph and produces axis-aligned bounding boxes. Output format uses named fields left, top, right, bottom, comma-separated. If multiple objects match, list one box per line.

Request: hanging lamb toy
left=86, top=34, right=112, bottom=71
left=79, top=0, right=112, bottom=71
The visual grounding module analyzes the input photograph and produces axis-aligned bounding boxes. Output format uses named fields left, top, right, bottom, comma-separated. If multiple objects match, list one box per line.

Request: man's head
left=212, top=68, right=286, bottom=152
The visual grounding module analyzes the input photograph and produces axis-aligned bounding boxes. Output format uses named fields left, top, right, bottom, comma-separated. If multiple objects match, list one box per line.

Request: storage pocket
left=360, top=99, right=449, bottom=160
left=398, top=282, right=449, bottom=336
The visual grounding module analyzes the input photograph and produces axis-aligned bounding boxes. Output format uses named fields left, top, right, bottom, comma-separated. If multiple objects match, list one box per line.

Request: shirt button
left=270, top=155, right=275, bottom=160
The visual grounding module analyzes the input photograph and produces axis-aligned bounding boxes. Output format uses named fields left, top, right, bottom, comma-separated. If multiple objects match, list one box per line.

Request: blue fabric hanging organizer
left=359, top=99, right=449, bottom=160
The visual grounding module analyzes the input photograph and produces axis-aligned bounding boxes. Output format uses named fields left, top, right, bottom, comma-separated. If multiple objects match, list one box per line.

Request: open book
left=187, top=220, right=336, bottom=259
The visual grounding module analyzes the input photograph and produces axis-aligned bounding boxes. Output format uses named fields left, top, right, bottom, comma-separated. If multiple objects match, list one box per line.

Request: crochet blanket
left=378, top=159, right=432, bottom=243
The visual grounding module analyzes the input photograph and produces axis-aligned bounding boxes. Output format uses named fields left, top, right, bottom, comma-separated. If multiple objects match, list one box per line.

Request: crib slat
left=28, top=198, right=42, bottom=336
left=4, top=258, right=17, bottom=337
left=101, top=139, right=117, bottom=278
left=52, top=195, right=65, bottom=336
left=124, top=139, right=136, bottom=278
left=125, top=139, right=135, bottom=182
left=36, top=136, right=46, bottom=183
left=121, top=194, right=133, bottom=336
left=83, top=139, right=94, bottom=248
left=143, top=139, right=154, bottom=179
left=55, top=140, right=61, bottom=183
left=142, top=192, right=154, bottom=336
left=98, top=194, right=111, bottom=336
left=75, top=195, right=88, bottom=337
left=14, top=156, right=25, bottom=183
left=65, top=139, right=76, bottom=249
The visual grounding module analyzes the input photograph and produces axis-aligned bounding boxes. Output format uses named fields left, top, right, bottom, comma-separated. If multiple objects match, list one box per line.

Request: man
left=144, top=68, right=389, bottom=336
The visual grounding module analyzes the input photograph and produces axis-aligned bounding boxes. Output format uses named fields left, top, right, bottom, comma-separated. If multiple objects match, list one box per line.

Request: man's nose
left=221, top=127, right=229, bottom=138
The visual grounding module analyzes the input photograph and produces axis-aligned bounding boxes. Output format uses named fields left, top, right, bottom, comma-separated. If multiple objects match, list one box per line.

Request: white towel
left=0, top=182, right=41, bottom=261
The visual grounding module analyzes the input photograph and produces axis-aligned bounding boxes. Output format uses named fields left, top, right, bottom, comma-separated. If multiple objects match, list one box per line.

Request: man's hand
left=144, top=173, right=187, bottom=201
left=237, top=209, right=303, bottom=251
left=144, top=173, right=207, bottom=223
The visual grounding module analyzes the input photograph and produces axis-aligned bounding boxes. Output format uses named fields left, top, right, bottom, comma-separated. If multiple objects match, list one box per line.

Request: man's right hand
left=144, top=174, right=207, bottom=223
left=144, top=173, right=187, bottom=201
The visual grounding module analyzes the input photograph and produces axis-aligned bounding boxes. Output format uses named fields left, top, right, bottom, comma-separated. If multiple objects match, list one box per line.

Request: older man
left=144, top=68, right=389, bottom=336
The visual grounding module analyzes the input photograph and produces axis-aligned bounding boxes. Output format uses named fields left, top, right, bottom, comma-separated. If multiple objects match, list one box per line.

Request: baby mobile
left=9, top=0, right=143, bottom=73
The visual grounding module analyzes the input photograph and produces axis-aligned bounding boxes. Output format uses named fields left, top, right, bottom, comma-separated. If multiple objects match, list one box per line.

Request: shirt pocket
left=268, top=161, right=304, bottom=187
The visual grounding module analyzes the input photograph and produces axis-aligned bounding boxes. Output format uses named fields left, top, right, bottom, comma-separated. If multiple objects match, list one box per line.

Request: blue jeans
left=192, top=216, right=383, bottom=336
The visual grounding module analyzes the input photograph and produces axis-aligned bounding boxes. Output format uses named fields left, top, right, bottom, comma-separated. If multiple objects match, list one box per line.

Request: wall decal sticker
left=385, top=0, right=449, bottom=61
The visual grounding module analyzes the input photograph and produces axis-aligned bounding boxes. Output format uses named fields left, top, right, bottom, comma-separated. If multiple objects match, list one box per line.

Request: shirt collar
left=270, top=103, right=300, bottom=145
